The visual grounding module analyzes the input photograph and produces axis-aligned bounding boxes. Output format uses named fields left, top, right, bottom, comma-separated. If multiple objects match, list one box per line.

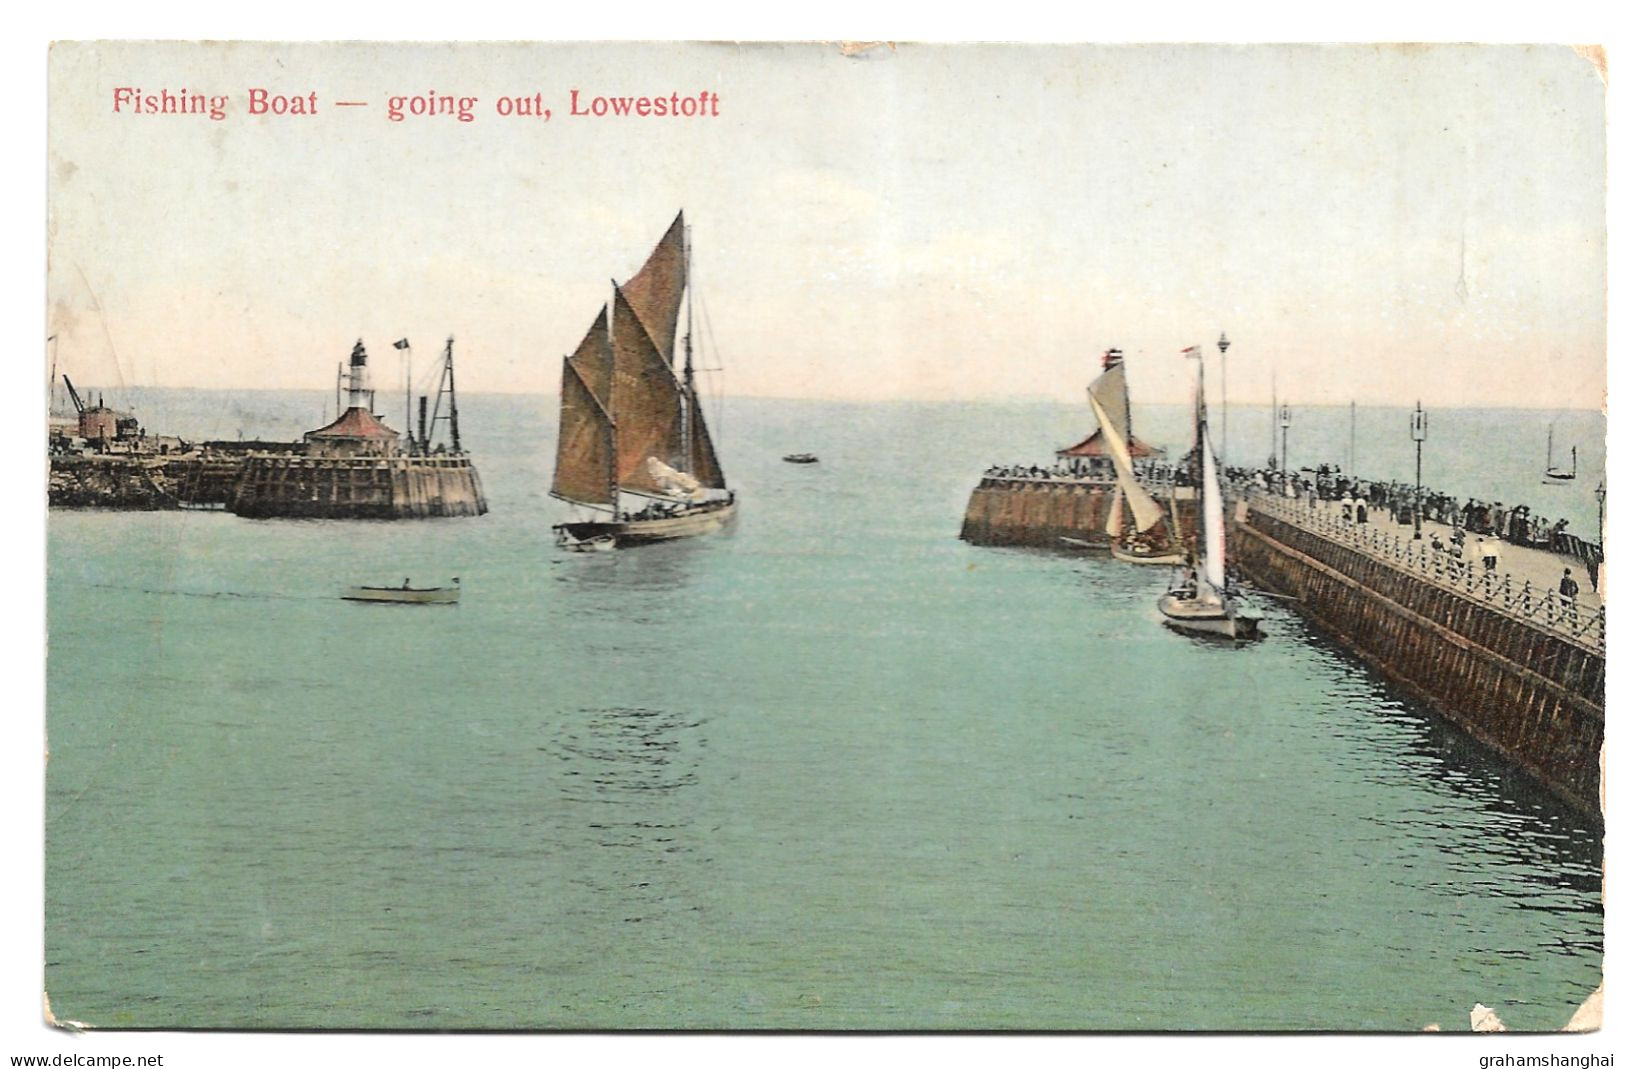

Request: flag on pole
left=1181, top=345, right=1202, bottom=358
left=393, top=338, right=411, bottom=350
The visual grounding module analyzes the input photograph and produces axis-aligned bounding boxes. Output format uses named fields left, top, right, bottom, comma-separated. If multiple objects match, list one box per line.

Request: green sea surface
left=45, top=392, right=1603, bottom=1030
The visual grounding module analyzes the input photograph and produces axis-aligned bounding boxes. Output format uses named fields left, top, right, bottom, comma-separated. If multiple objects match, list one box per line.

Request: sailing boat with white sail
left=550, top=212, right=736, bottom=549
left=1542, top=422, right=1577, bottom=484
left=1083, top=354, right=1181, bottom=565
left=1157, top=345, right=1259, bottom=640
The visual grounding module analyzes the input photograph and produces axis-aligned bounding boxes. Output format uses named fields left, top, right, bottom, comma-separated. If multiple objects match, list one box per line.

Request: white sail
left=1106, top=484, right=1124, bottom=538
left=1200, top=423, right=1227, bottom=592
left=1087, top=392, right=1165, bottom=533
left=645, top=456, right=703, bottom=499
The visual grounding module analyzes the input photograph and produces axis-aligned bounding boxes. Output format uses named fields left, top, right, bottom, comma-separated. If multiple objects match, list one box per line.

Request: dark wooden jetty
left=1234, top=493, right=1603, bottom=816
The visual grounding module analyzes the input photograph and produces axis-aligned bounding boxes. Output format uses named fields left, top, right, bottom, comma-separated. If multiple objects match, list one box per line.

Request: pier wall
left=1234, top=499, right=1603, bottom=815
left=960, top=478, right=1196, bottom=550
left=230, top=454, right=488, bottom=519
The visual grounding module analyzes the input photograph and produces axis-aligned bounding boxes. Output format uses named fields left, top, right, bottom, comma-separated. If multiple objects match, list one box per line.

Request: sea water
left=45, top=392, right=1603, bottom=1030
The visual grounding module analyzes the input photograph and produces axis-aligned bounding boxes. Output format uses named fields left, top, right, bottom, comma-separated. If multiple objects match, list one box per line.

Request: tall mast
left=681, top=219, right=696, bottom=475
left=402, top=340, right=412, bottom=454
left=605, top=302, right=620, bottom=521
left=1269, top=367, right=1278, bottom=469
left=446, top=337, right=461, bottom=453
left=424, top=336, right=462, bottom=454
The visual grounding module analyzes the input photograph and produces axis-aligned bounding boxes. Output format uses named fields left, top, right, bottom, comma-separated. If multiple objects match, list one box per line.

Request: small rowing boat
left=343, top=578, right=461, bottom=604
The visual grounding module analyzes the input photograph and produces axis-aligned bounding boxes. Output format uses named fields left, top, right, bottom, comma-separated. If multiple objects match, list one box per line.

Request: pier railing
left=1241, top=490, right=1599, bottom=649
left=1245, top=492, right=1604, bottom=653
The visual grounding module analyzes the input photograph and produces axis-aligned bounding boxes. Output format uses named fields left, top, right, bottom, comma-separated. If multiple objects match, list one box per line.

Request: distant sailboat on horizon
left=549, top=212, right=736, bottom=550
left=1543, top=422, right=1577, bottom=484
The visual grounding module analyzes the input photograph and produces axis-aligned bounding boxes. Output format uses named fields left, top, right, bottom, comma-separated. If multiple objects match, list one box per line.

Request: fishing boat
left=782, top=453, right=819, bottom=464
left=1082, top=349, right=1180, bottom=565
left=343, top=578, right=461, bottom=604
left=550, top=212, right=736, bottom=550
left=1543, top=424, right=1577, bottom=484
left=1157, top=345, right=1259, bottom=641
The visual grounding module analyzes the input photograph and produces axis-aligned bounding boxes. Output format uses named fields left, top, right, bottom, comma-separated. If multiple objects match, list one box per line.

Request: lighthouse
left=343, top=339, right=377, bottom=413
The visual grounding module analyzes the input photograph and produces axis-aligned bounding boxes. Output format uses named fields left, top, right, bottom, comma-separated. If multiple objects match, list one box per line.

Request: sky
left=45, top=43, right=1607, bottom=409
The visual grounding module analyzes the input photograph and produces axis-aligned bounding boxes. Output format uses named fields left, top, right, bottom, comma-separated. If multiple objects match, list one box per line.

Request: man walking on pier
left=1482, top=533, right=1502, bottom=574
left=1560, top=568, right=1580, bottom=625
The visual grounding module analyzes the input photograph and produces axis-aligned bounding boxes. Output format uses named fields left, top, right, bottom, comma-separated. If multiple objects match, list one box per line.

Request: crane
left=62, top=374, right=86, bottom=415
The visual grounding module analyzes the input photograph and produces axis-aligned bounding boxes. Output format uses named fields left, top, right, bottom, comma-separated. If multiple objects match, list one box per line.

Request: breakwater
left=50, top=451, right=489, bottom=518
left=1234, top=493, right=1603, bottom=816
left=960, top=475, right=1197, bottom=549
left=49, top=455, right=185, bottom=509
left=231, top=453, right=488, bottom=519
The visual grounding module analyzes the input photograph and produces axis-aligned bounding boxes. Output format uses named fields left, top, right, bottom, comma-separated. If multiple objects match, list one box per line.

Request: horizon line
left=46, top=384, right=1608, bottom=414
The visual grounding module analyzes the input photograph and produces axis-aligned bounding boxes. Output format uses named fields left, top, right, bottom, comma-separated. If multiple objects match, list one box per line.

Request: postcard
left=39, top=40, right=1605, bottom=1042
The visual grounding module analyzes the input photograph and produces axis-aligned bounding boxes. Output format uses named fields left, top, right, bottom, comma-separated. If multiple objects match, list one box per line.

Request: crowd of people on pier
left=1247, top=464, right=1574, bottom=551
left=1246, top=462, right=1599, bottom=591
left=981, top=457, right=1197, bottom=486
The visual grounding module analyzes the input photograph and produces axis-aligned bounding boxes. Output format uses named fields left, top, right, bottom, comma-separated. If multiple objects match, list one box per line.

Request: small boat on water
left=550, top=212, right=737, bottom=550
left=783, top=453, right=819, bottom=464
left=1543, top=423, right=1577, bottom=484
left=343, top=578, right=461, bottom=604
left=1156, top=345, right=1259, bottom=641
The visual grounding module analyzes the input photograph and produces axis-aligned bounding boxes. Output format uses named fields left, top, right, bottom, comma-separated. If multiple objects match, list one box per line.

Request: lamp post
left=1279, top=401, right=1291, bottom=488
left=1410, top=400, right=1428, bottom=540
left=1217, top=331, right=1230, bottom=463
left=1596, top=478, right=1606, bottom=543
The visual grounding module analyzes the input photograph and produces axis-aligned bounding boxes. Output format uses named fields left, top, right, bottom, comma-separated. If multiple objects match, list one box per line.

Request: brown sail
left=570, top=304, right=614, bottom=406
left=621, top=211, right=686, bottom=364
left=688, top=397, right=727, bottom=490
left=549, top=313, right=617, bottom=507
left=611, top=286, right=685, bottom=495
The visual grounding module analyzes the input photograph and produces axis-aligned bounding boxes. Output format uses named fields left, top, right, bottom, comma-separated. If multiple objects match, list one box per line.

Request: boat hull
left=556, top=499, right=737, bottom=549
left=1111, top=542, right=1184, bottom=566
left=343, top=586, right=460, bottom=604
left=1157, top=592, right=1259, bottom=639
